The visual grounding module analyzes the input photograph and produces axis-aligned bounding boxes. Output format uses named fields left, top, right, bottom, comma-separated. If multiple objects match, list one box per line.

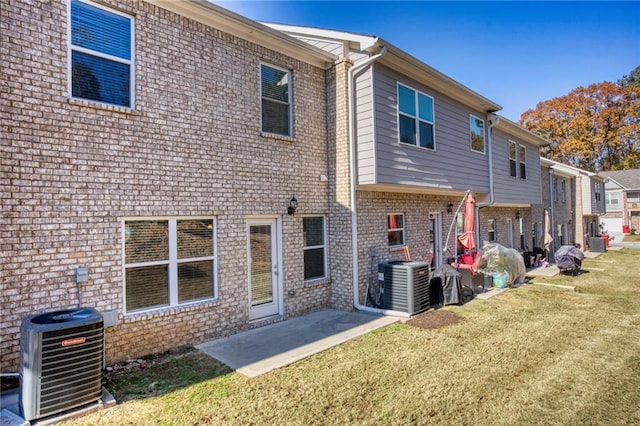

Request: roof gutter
left=347, top=46, right=409, bottom=318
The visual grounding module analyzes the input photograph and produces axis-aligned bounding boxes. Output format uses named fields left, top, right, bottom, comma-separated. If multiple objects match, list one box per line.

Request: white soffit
left=495, top=116, right=549, bottom=148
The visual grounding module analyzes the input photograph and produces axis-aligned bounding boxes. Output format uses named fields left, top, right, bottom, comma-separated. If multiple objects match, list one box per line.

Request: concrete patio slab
left=196, top=309, right=399, bottom=378
left=475, top=288, right=507, bottom=300
left=525, top=265, right=560, bottom=278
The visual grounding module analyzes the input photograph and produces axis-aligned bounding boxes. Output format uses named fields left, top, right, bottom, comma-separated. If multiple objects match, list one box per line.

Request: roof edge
left=377, top=38, right=502, bottom=113
left=143, top=0, right=336, bottom=68
left=492, top=115, right=549, bottom=148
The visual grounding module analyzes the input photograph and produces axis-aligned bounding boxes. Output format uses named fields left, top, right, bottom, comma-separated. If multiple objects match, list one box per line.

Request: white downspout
left=475, top=114, right=499, bottom=249
left=347, top=46, right=408, bottom=317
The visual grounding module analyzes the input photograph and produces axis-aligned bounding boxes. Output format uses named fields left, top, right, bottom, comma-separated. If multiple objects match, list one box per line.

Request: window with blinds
left=124, top=218, right=216, bottom=313
left=261, top=63, right=292, bottom=136
left=70, top=0, right=134, bottom=108
left=303, top=216, right=326, bottom=281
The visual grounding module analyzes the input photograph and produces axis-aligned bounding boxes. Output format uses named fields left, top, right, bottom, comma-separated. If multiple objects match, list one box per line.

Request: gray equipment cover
left=432, top=264, right=463, bottom=305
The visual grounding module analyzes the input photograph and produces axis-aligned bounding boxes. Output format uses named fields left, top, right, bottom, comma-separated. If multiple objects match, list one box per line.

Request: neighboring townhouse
left=599, top=169, right=640, bottom=234
left=268, top=24, right=547, bottom=304
left=478, top=116, right=545, bottom=251
left=540, top=158, right=606, bottom=253
left=1, top=0, right=337, bottom=371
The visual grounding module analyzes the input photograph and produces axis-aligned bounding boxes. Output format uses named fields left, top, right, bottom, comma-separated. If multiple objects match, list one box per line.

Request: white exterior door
left=429, top=213, right=442, bottom=267
left=247, top=218, right=282, bottom=320
left=506, top=219, right=514, bottom=248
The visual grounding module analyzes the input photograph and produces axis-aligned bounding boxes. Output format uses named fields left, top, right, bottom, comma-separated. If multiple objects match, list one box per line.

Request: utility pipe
left=346, top=46, right=409, bottom=317
left=475, top=115, right=500, bottom=248
left=548, top=168, right=556, bottom=261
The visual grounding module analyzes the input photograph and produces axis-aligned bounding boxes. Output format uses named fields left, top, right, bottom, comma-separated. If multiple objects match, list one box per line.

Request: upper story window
left=398, top=83, right=435, bottom=150
left=303, top=216, right=327, bottom=281
left=594, top=182, right=602, bottom=202
left=561, top=180, right=566, bottom=203
left=470, top=115, right=485, bottom=153
left=69, top=0, right=134, bottom=108
left=509, top=141, right=517, bottom=177
left=553, top=178, right=559, bottom=202
left=519, top=145, right=527, bottom=180
left=261, top=63, right=292, bottom=136
left=627, top=191, right=640, bottom=202
left=605, top=192, right=621, bottom=211
left=123, top=218, right=217, bottom=313
left=388, top=213, right=405, bottom=247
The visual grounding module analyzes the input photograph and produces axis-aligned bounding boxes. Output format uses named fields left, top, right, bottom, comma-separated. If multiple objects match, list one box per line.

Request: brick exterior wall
left=1, top=0, right=331, bottom=371
left=477, top=207, right=534, bottom=251
left=355, top=191, right=455, bottom=302
left=327, top=59, right=355, bottom=311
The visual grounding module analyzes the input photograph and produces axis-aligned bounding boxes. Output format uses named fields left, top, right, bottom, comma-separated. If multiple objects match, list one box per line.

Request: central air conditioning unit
left=20, top=307, right=104, bottom=422
left=589, top=237, right=607, bottom=253
left=378, top=261, right=430, bottom=314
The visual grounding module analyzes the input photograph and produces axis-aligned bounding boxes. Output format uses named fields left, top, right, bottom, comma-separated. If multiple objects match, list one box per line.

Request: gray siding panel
left=492, top=129, right=542, bottom=204
left=363, top=63, right=490, bottom=192
left=355, top=67, right=376, bottom=184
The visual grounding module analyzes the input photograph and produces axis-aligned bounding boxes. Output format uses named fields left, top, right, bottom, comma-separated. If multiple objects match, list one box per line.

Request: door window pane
left=250, top=225, right=273, bottom=305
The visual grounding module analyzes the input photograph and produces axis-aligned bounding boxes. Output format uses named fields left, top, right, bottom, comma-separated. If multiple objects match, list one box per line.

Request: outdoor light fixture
left=515, top=212, right=521, bottom=220
left=287, top=195, right=298, bottom=215
left=447, top=203, right=453, bottom=214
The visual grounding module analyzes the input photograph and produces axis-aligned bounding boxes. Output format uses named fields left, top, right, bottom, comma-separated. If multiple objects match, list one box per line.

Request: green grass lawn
left=62, top=249, right=640, bottom=426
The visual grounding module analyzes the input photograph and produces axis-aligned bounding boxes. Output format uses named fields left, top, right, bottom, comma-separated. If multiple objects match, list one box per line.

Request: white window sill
left=123, top=298, right=219, bottom=323
left=68, top=98, right=138, bottom=115
left=261, top=132, right=295, bottom=142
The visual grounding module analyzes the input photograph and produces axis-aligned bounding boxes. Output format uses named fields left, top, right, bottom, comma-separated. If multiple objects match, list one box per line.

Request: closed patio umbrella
left=543, top=209, right=553, bottom=253
left=457, top=193, right=476, bottom=252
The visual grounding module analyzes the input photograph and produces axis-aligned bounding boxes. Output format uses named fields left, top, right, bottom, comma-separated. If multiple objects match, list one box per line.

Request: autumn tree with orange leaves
left=519, top=80, right=640, bottom=172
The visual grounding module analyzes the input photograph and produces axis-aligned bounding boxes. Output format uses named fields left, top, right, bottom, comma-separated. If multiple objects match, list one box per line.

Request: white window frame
left=260, top=62, right=293, bottom=137
left=123, top=217, right=217, bottom=314
left=469, top=114, right=485, bottom=153
left=519, top=144, right=527, bottom=180
left=605, top=192, right=621, bottom=211
left=388, top=213, right=406, bottom=247
left=561, top=180, right=567, bottom=203
left=303, top=216, right=327, bottom=282
left=397, top=83, right=435, bottom=150
left=509, top=140, right=517, bottom=177
left=628, top=191, right=640, bottom=203
left=68, top=0, right=135, bottom=108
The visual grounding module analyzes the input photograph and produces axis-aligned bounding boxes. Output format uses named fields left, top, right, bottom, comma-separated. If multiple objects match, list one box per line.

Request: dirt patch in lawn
left=405, top=309, right=463, bottom=330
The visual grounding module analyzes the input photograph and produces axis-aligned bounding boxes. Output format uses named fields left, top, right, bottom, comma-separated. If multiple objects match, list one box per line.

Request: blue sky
left=214, top=1, right=640, bottom=121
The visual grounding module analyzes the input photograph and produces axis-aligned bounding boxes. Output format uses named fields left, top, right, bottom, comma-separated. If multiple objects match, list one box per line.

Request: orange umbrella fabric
left=457, top=193, right=476, bottom=251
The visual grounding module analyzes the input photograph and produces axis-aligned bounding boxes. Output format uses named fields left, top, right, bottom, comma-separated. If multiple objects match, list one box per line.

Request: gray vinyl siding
left=355, top=67, right=376, bottom=184
left=591, top=179, right=606, bottom=214
left=492, top=129, right=542, bottom=204
left=360, top=63, right=490, bottom=192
